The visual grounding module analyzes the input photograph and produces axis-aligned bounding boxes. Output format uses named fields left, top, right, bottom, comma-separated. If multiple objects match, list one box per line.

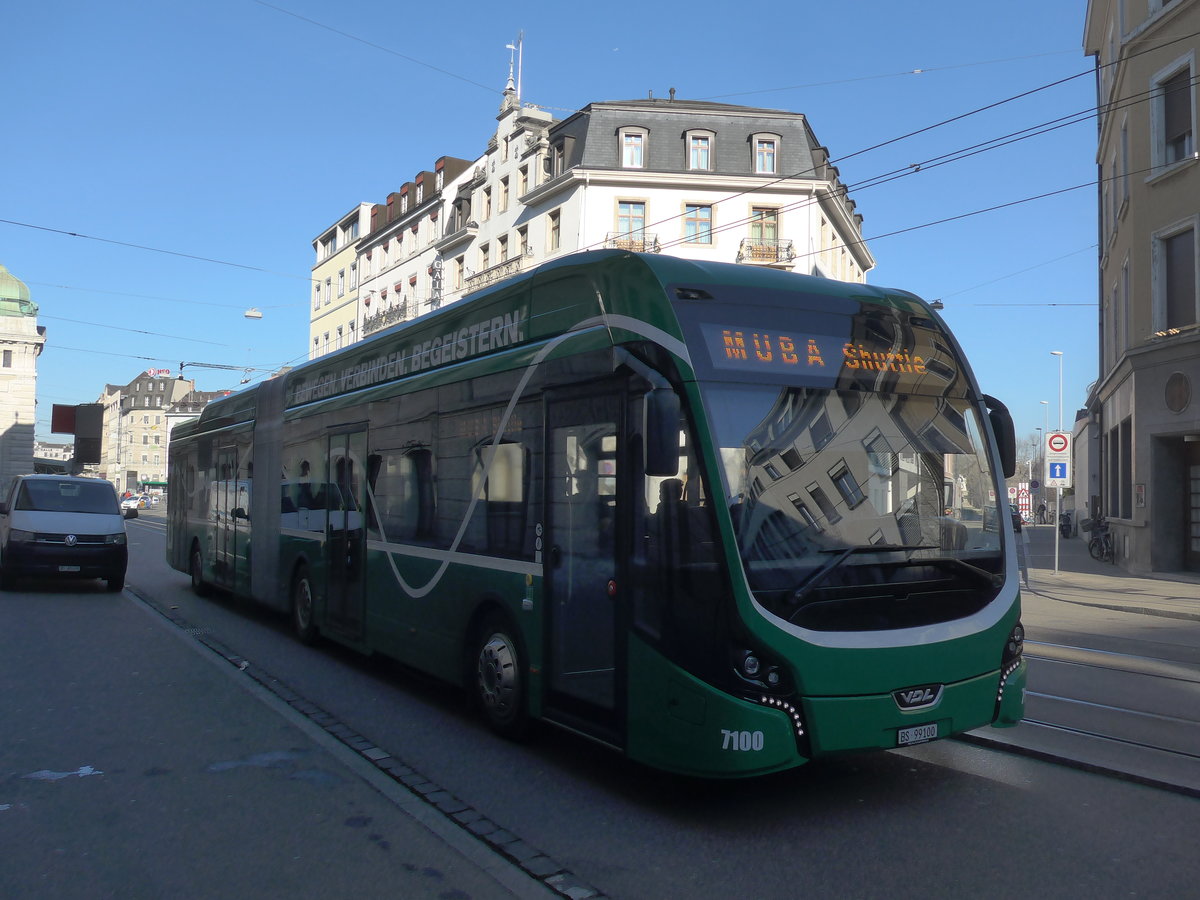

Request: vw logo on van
left=893, top=684, right=943, bottom=710
left=65, top=534, right=78, bottom=547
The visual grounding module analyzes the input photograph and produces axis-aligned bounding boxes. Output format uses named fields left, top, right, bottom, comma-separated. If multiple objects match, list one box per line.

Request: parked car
left=120, top=495, right=143, bottom=515
left=0, top=474, right=128, bottom=591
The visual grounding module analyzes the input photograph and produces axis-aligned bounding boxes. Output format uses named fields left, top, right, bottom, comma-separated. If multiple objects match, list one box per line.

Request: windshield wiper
left=788, top=544, right=938, bottom=609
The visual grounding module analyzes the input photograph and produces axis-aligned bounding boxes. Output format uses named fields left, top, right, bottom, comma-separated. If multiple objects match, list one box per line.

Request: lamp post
left=1050, top=351, right=1064, bottom=573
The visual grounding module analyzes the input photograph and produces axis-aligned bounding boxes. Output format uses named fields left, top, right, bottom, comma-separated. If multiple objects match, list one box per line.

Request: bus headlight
left=732, top=647, right=789, bottom=694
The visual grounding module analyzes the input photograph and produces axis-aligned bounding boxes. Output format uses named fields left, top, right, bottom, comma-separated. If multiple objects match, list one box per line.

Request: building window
left=829, top=462, right=865, bottom=509
left=2, top=350, right=11, bottom=368
left=1155, top=63, right=1195, bottom=168
left=499, top=177, right=509, bottom=213
left=754, top=136, right=778, bottom=174
left=337, top=270, right=345, bottom=297
left=314, top=282, right=321, bottom=310
left=548, top=210, right=561, bottom=251
left=416, top=184, right=424, bottom=204
left=498, top=235, right=509, bottom=262
left=454, top=256, right=465, bottom=290
left=347, top=219, right=359, bottom=240
left=324, top=278, right=332, bottom=305
left=687, top=131, right=713, bottom=170
left=482, top=187, right=492, bottom=221
left=684, top=204, right=713, bottom=244
left=620, top=129, right=646, bottom=168
left=519, top=165, right=529, bottom=195
left=750, top=207, right=779, bottom=243
left=480, top=243, right=490, bottom=271
left=349, top=262, right=358, bottom=289
left=617, top=201, right=646, bottom=238
left=1155, top=224, right=1198, bottom=330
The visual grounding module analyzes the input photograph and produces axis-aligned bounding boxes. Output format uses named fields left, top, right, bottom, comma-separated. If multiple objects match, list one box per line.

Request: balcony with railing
left=363, top=301, right=410, bottom=336
left=464, top=254, right=527, bottom=293
left=736, top=238, right=796, bottom=265
left=604, top=232, right=661, bottom=253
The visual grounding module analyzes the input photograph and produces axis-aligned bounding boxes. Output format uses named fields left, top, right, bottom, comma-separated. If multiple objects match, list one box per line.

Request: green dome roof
left=0, top=264, right=38, bottom=316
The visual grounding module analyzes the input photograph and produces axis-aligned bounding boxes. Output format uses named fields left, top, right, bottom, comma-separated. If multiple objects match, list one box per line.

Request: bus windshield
left=700, top=382, right=1004, bottom=631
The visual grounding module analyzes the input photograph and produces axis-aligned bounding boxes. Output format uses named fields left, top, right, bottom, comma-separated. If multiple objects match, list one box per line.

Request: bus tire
left=189, top=544, right=210, bottom=597
left=471, top=613, right=529, bottom=740
left=291, top=565, right=319, bottom=645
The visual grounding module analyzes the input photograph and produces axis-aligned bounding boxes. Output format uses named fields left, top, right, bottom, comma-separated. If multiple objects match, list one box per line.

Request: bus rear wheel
left=291, top=565, right=319, bottom=645
left=189, top=545, right=209, bottom=597
left=472, top=614, right=529, bottom=740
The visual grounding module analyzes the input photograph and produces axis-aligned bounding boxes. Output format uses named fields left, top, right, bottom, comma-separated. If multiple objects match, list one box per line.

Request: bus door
left=325, top=428, right=367, bottom=641
left=212, top=448, right=239, bottom=590
left=543, top=387, right=626, bottom=740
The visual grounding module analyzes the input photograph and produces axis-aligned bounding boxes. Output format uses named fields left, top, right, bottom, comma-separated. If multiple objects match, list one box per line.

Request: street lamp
left=1050, top=351, right=1064, bottom=431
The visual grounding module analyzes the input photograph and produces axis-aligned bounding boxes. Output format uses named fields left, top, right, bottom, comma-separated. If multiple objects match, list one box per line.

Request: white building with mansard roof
left=310, top=72, right=876, bottom=355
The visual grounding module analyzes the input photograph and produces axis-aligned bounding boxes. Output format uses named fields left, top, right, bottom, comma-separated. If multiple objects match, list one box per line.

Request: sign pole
left=1055, top=486, right=1060, bottom=575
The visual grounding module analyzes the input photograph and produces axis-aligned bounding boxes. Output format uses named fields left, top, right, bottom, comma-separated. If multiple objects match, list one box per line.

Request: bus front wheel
left=291, top=566, right=319, bottom=645
left=472, top=614, right=529, bottom=740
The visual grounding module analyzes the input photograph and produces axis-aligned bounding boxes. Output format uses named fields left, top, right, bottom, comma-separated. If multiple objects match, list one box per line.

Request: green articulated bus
left=167, top=250, right=1025, bottom=778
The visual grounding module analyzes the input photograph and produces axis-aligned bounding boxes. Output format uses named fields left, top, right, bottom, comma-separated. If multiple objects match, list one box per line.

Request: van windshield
left=16, top=480, right=119, bottom=515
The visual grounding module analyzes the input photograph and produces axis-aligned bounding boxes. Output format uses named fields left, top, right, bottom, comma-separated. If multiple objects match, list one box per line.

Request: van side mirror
left=645, top=387, right=681, bottom=477
left=983, top=395, right=1017, bottom=479
left=124, top=508, right=139, bottom=519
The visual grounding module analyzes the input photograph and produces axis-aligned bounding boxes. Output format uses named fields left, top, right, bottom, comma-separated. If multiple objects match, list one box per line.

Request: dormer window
left=620, top=127, right=647, bottom=168
left=687, top=130, right=714, bottom=171
left=417, top=184, right=424, bottom=203
left=753, top=133, right=780, bottom=174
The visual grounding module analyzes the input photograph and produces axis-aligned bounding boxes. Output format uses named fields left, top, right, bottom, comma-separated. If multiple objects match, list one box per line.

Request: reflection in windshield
left=702, top=383, right=1004, bottom=630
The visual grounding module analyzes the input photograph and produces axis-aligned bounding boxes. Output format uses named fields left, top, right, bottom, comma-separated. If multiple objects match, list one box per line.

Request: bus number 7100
left=721, top=729, right=765, bottom=751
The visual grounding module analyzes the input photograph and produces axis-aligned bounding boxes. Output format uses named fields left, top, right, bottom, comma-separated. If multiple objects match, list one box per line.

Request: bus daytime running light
left=758, top=694, right=805, bottom=738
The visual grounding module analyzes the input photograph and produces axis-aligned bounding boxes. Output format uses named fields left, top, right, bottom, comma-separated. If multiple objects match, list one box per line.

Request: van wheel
left=471, top=614, right=529, bottom=739
left=105, top=572, right=125, bottom=592
left=0, top=569, right=16, bottom=591
left=291, top=565, right=318, bottom=645
left=189, top=545, right=209, bottom=597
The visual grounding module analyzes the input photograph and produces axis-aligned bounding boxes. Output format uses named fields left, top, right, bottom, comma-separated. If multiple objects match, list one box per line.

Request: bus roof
left=179, top=251, right=941, bottom=433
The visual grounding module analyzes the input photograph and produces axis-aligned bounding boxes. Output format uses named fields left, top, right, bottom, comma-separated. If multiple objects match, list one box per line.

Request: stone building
left=0, top=264, right=46, bottom=487
left=1084, top=0, right=1200, bottom=573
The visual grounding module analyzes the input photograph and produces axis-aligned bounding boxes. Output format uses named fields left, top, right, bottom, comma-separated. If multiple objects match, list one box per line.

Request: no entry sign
left=1045, top=431, right=1072, bottom=488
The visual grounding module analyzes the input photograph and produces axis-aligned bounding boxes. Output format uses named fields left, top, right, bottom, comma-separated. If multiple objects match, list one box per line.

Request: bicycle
left=1083, top=517, right=1114, bottom=563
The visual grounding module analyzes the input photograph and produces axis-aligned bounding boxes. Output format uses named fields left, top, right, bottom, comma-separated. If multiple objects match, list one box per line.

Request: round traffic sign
left=1048, top=433, right=1068, bottom=453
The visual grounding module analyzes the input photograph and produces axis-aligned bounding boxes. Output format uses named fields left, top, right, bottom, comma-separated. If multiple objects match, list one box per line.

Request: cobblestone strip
left=134, top=589, right=607, bottom=900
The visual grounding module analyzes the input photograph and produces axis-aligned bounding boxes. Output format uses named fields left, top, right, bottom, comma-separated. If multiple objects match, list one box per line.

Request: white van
left=0, top=474, right=128, bottom=591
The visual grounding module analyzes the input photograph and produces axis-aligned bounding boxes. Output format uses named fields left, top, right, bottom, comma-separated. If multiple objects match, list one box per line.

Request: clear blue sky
left=4, top=1, right=1096, bottom=450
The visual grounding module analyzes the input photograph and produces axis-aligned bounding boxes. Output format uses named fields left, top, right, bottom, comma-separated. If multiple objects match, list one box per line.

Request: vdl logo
left=893, top=684, right=944, bottom=710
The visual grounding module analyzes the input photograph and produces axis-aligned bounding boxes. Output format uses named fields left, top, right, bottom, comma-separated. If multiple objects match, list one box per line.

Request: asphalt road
left=4, top=508, right=1198, bottom=899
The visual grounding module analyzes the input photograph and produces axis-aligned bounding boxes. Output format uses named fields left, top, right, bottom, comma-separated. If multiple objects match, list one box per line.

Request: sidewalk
left=0, top=585, right=554, bottom=899
left=1020, top=524, right=1200, bottom=622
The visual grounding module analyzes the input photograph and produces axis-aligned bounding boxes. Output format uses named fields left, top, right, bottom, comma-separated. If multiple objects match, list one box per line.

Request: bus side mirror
left=983, top=395, right=1016, bottom=479
left=645, top=387, right=681, bottom=477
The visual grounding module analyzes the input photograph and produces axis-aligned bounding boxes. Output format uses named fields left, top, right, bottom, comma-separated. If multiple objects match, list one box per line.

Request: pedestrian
left=1037, top=502, right=1047, bottom=524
